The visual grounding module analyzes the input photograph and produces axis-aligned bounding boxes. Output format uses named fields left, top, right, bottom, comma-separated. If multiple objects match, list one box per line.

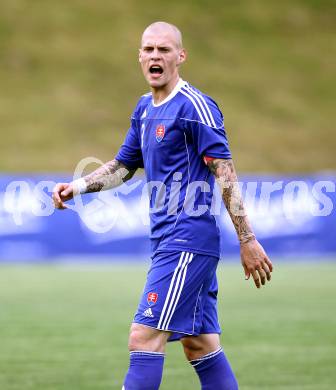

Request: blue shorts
left=133, top=251, right=221, bottom=341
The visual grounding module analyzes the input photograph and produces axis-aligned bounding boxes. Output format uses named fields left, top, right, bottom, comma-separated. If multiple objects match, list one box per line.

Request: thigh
left=133, top=251, right=219, bottom=339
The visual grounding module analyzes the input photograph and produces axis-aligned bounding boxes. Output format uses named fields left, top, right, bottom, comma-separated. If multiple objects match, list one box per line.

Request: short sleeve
left=182, top=95, right=231, bottom=159
left=115, top=117, right=144, bottom=169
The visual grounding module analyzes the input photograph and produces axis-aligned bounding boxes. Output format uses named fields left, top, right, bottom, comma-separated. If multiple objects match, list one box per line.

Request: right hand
left=52, top=182, right=75, bottom=210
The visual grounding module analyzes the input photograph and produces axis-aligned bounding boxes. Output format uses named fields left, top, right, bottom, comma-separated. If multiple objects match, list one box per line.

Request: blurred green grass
left=0, top=262, right=335, bottom=389
left=0, top=0, right=335, bottom=173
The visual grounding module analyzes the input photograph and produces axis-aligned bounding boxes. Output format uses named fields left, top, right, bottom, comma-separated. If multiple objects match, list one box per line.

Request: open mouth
left=149, top=65, right=163, bottom=75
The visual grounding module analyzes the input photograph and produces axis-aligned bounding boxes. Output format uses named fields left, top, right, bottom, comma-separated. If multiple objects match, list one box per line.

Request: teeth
left=149, top=65, right=163, bottom=74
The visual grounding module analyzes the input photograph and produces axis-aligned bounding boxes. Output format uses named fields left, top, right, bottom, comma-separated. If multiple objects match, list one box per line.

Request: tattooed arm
left=79, top=159, right=135, bottom=194
left=206, top=157, right=273, bottom=288
left=206, top=158, right=255, bottom=244
left=52, top=159, right=136, bottom=210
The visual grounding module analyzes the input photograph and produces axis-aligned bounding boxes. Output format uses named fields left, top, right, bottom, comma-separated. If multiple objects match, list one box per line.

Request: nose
left=151, top=47, right=161, bottom=60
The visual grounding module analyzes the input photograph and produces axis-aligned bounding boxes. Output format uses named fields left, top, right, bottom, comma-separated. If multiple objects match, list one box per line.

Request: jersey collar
left=151, top=78, right=186, bottom=107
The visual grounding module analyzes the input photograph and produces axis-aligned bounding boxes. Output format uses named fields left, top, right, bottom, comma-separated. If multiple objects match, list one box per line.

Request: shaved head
left=139, top=21, right=186, bottom=97
left=141, top=21, right=183, bottom=49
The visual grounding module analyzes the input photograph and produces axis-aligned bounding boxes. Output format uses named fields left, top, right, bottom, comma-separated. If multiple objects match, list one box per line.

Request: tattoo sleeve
left=83, top=159, right=136, bottom=193
left=206, top=158, right=256, bottom=244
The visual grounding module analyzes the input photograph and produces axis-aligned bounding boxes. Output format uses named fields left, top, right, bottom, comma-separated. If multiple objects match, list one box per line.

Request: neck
left=151, top=75, right=180, bottom=105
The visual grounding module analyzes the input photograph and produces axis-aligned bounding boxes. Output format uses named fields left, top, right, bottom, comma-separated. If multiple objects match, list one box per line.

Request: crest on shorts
left=147, top=292, right=158, bottom=306
left=155, top=124, right=165, bottom=142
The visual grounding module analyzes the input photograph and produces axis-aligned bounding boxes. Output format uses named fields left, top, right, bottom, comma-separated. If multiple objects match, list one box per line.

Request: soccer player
left=53, top=21, right=273, bottom=390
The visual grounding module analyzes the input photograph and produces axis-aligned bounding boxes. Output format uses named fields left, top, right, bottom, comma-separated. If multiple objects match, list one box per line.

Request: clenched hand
left=52, top=183, right=75, bottom=210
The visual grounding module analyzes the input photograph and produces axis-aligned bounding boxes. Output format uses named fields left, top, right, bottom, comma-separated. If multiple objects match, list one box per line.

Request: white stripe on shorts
left=160, top=252, right=191, bottom=330
left=158, top=252, right=194, bottom=330
left=157, top=251, right=186, bottom=329
left=163, top=253, right=194, bottom=330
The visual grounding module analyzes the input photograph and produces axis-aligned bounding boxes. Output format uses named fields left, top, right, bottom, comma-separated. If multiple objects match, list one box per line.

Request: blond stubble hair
left=141, top=21, right=183, bottom=49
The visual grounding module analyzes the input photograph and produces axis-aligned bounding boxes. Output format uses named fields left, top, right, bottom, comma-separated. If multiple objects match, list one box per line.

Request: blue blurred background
left=0, top=174, right=335, bottom=261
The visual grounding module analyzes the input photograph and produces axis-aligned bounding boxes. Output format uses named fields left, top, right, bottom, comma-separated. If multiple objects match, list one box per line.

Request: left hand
left=240, top=239, right=273, bottom=288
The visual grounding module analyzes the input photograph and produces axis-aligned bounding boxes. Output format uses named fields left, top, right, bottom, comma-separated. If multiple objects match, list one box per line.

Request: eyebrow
left=141, top=43, right=174, bottom=50
left=143, top=45, right=171, bottom=48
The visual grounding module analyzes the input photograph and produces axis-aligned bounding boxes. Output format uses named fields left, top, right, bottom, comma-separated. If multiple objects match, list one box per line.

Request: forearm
left=206, top=158, right=255, bottom=244
left=75, top=159, right=136, bottom=194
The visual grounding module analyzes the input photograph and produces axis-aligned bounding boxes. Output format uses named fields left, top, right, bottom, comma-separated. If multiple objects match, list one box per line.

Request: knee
left=181, top=334, right=220, bottom=361
left=128, top=324, right=168, bottom=353
left=181, top=337, right=205, bottom=361
left=128, top=326, right=145, bottom=351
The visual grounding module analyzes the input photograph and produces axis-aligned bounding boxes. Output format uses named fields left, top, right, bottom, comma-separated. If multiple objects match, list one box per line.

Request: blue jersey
left=116, top=79, right=231, bottom=258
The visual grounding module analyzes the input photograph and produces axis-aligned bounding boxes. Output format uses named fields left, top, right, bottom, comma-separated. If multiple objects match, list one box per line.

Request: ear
left=177, top=48, right=187, bottom=66
left=138, top=49, right=142, bottom=63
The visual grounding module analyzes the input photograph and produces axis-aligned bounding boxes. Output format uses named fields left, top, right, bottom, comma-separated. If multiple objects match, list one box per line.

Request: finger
left=52, top=189, right=62, bottom=204
left=261, top=262, right=271, bottom=281
left=241, top=259, right=250, bottom=280
left=61, top=186, right=72, bottom=197
left=257, top=266, right=266, bottom=286
left=54, top=198, right=68, bottom=210
left=53, top=199, right=68, bottom=210
left=52, top=184, right=66, bottom=203
left=52, top=193, right=61, bottom=208
left=53, top=192, right=65, bottom=208
left=52, top=191, right=67, bottom=210
left=242, top=262, right=250, bottom=280
left=265, top=256, right=273, bottom=272
left=252, top=270, right=261, bottom=289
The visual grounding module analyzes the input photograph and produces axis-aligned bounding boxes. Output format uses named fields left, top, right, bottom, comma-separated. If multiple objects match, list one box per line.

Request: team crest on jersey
left=155, top=124, right=165, bottom=142
left=147, top=292, right=158, bottom=306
